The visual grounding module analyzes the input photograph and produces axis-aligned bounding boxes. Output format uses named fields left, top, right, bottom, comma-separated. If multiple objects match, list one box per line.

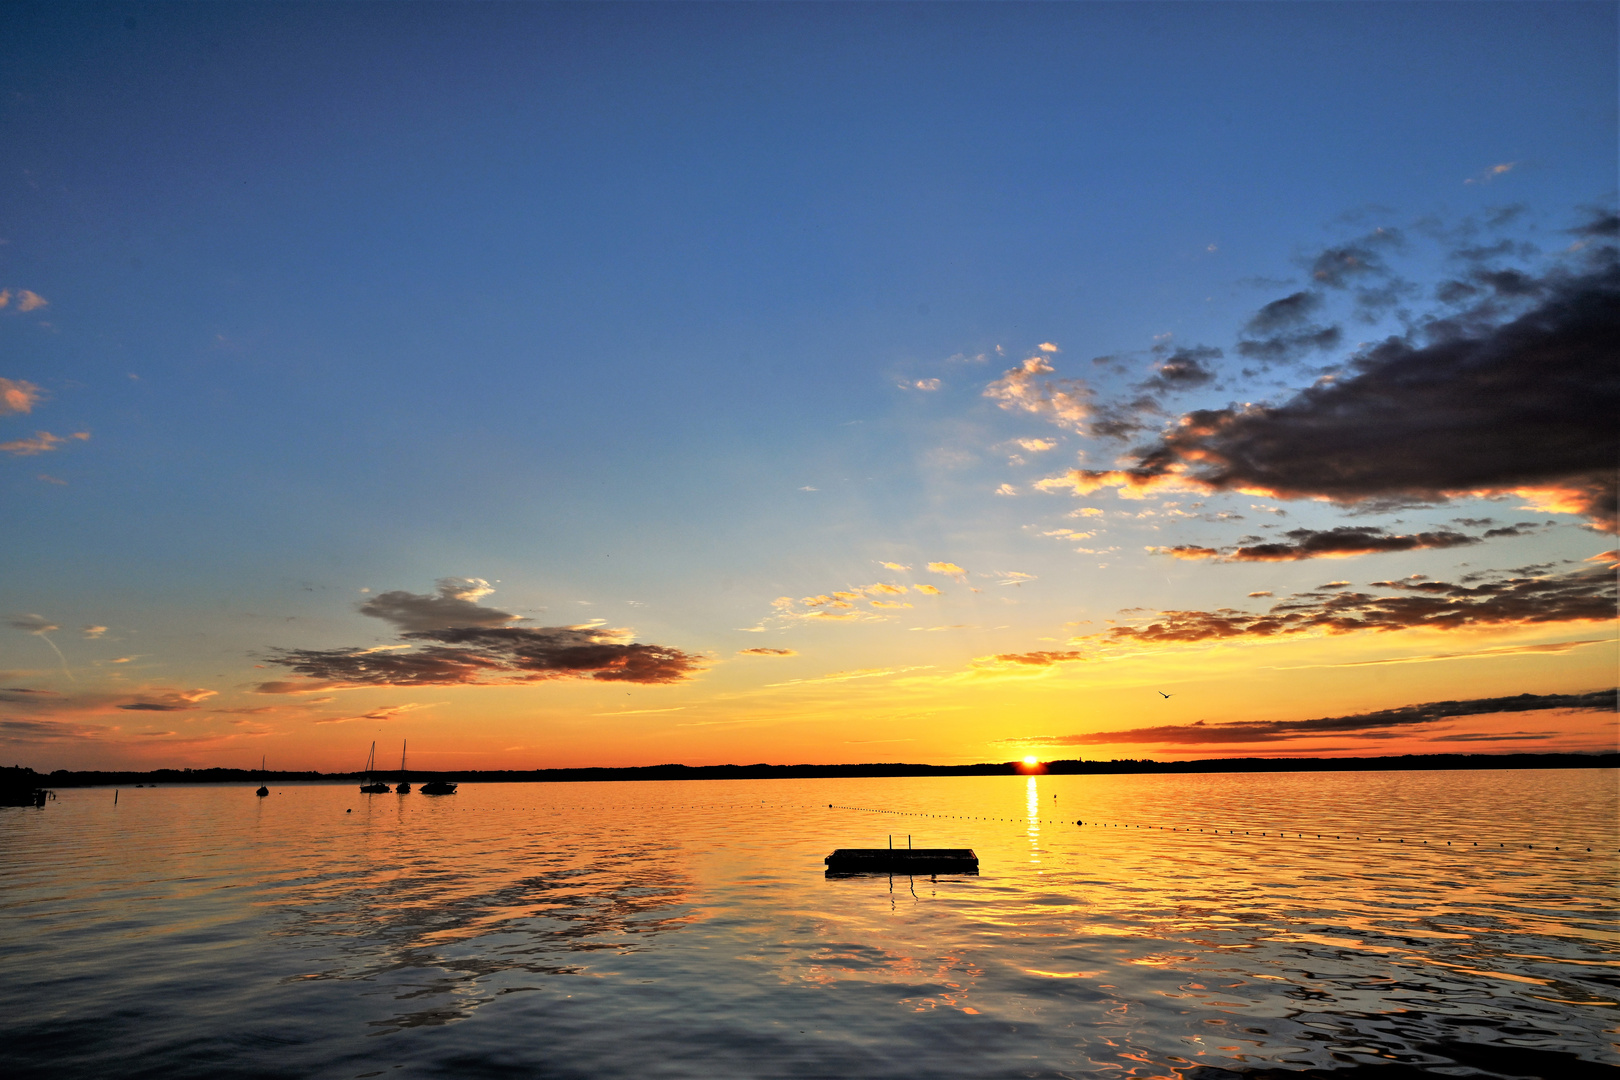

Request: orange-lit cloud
left=983, top=356, right=1092, bottom=431
left=927, top=561, right=967, bottom=581
left=0, top=431, right=90, bottom=456
left=738, top=647, right=797, bottom=657
left=0, top=377, right=43, bottom=415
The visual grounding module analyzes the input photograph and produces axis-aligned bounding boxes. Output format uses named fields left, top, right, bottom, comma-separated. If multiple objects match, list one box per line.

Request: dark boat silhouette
left=395, top=741, right=411, bottom=794
left=358, top=742, right=391, bottom=793
left=419, top=778, right=457, bottom=795
left=255, top=755, right=269, bottom=797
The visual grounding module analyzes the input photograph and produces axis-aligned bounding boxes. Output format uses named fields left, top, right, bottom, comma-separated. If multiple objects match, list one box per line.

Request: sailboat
left=255, top=755, right=269, bottom=798
left=358, top=742, right=392, bottom=793
left=395, top=741, right=411, bottom=794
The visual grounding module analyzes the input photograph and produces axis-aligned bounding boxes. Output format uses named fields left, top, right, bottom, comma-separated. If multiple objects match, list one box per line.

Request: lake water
left=3, top=770, right=1617, bottom=1079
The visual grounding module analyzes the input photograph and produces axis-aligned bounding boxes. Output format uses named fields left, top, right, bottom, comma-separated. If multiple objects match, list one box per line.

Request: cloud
left=118, top=688, right=218, bottom=712
left=0, top=378, right=43, bottom=415
left=1465, top=162, right=1518, bottom=185
left=0, top=430, right=90, bottom=456
left=0, top=717, right=108, bottom=743
left=1014, top=689, right=1613, bottom=746
left=4, top=290, right=50, bottom=313
left=993, top=571, right=1036, bottom=586
left=869, top=600, right=912, bottom=609
left=1138, top=346, right=1222, bottom=392
left=81, top=625, right=107, bottom=638
left=265, top=624, right=701, bottom=688
left=974, top=650, right=1085, bottom=668
left=1014, top=438, right=1057, bottom=453
left=358, top=577, right=524, bottom=632
left=1284, top=638, right=1610, bottom=669
left=864, top=582, right=908, bottom=595
left=913, top=378, right=941, bottom=391
left=1037, top=342, right=1060, bottom=352
left=879, top=561, right=912, bottom=571
left=994, top=483, right=1018, bottom=496
left=1037, top=254, right=1620, bottom=530
left=1090, top=562, right=1615, bottom=648
left=765, top=665, right=930, bottom=688
left=261, top=578, right=702, bottom=688
left=927, top=562, right=968, bottom=581
left=9, top=614, right=59, bottom=634
left=738, top=647, right=797, bottom=657
left=1151, top=525, right=1485, bottom=562
left=912, top=584, right=942, bottom=595
left=983, top=357, right=1093, bottom=432
left=312, top=702, right=434, bottom=725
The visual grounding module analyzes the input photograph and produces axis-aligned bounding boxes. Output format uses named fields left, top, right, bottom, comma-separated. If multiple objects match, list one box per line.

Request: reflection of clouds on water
left=5, top=775, right=1616, bottom=1077
left=267, top=817, right=694, bottom=1032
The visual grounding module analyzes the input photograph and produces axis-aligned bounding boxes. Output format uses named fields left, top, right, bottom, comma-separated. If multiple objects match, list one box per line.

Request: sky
left=2, top=2, right=1616, bottom=773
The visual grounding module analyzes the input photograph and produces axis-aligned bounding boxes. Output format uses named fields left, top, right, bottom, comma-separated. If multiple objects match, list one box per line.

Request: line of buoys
left=823, top=802, right=1608, bottom=854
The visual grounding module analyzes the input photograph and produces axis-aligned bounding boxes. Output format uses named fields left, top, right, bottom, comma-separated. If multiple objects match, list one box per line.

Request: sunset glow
left=1, top=4, right=1614, bottom=775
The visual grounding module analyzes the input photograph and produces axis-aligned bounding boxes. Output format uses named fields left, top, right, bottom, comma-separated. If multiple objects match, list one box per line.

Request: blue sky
left=2, top=3, right=1615, bottom=770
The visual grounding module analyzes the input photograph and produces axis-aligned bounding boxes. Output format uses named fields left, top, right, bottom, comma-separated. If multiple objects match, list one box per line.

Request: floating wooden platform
left=824, top=848, right=979, bottom=875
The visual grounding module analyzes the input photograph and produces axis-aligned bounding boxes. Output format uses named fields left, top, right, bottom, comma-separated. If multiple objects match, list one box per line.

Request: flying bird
left=1157, top=691, right=1172, bottom=699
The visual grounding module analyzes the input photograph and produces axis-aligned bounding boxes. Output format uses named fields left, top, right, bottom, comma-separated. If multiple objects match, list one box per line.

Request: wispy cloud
left=0, top=431, right=89, bottom=456
left=927, top=561, right=967, bottom=582
left=738, top=647, right=796, bottom=657
left=312, top=702, right=435, bottom=725
left=1151, top=525, right=1491, bottom=562
left=1011, top=689, right=1614, bottom=746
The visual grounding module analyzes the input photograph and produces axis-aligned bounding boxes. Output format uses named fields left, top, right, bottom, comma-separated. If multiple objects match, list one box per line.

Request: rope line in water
left=822, top=803, right=1607, bottom=854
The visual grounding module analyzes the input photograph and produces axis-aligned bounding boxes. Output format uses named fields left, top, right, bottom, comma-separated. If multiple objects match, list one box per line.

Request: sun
left=1023, top=755, right=1040, bottom=766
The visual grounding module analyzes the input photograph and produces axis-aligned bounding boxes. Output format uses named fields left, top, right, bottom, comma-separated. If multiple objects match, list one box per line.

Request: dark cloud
left=1244, top=292, right=1323, bottom=335
left=1307, top=228, right=1403, bottom=288
left=1235, top=324, right=1343, bottom=363
left=1569, top=209, right=1620, bottom=239
left=261, top=579, right=702, bottom=689
left=1088, top=395, right=1162, bottom=440
left=116, top=689, right=217, bottom=711
left=264, top=625, right=701, bottom=689
left=1154, top=525, right=1485, bottom=562
left=1138, top=346, right=1221, bottom=393
left=359, top=578, right=524, bottom=632
left=1016, top=689, right=1614, bottom=745
left=738, top=647, right=797, bottom=657
left=1041, top=256, right=1620, bottom=531
left=1094, top=562, right=1614, bottom=647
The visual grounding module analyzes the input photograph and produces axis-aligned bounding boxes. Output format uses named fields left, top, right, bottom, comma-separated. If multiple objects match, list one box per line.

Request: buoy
left=346, top=809, right=352, bottom=813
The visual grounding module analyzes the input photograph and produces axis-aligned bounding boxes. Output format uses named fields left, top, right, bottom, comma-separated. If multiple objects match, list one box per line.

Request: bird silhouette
left=1157, top=691, right=1172, bottom=699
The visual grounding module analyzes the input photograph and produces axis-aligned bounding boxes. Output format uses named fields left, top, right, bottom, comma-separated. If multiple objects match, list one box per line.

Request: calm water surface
left=4, top=770, right=1617, bottom=1079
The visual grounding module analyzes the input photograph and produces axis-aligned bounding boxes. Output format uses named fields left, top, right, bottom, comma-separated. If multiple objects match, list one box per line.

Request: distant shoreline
left=17, top=752, right=1618, bottom=788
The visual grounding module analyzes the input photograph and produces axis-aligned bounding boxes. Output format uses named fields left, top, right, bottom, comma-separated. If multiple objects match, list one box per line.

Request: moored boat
left=419, top=778, right=457, bottom=795
left=358, top=742, right=391, bottom=793
left=395, top=741, right=411, bottom=794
